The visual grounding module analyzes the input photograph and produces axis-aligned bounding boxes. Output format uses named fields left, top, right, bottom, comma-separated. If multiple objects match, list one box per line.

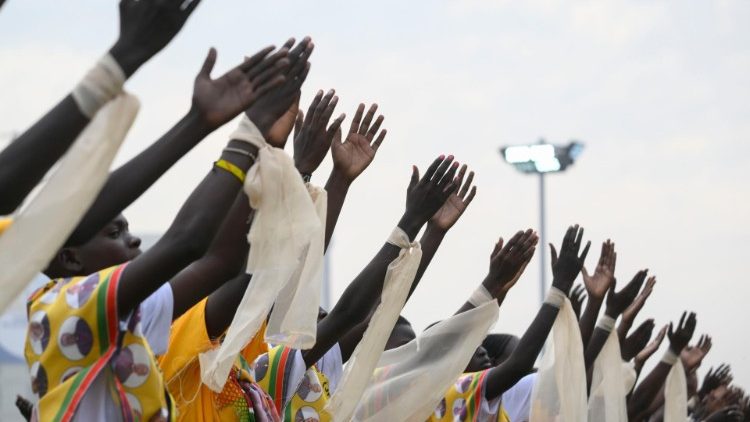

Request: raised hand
left=429, top=164, right=477, bottom=231
left=667, top=311, right=697, bottom=353
left=399, top=155, right=460, bottom=238
left=704, top=406, right=745, bottom=422
left=621, top=319, right=655, bottom=361
left=569, top=284, right=586, bottom=320
left=634, top=324, right=667, bottom=368
left=110, top=0, right=202, bottom=76
left=618, top=275, right=655, bottom=340
left=681, top=334, right=712, bottom=372
left=701, top=364, right=734, bottom=399
left=482, top=230, right=538, bottom=297
left=580, top=239, right=616, bottom=303
left=246, top=37, right=313, bottom=147
left=549, top=225, right=591, bottom=294
left=331, top=103, right=387, bottom=183
left=191, top=47, right=288, bottom=130
left=604, top=269, right=648, bottom=318
left=293, top=89, right=345, bottom=176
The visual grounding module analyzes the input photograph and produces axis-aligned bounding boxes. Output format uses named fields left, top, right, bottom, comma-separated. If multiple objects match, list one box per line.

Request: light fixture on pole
left=500, top=139, right=584, bottom=304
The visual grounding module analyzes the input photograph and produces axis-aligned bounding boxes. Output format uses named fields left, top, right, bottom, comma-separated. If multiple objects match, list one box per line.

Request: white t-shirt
left=502, top=373, right=537, bottom=422
left=31, top=283, right=174, bottom=421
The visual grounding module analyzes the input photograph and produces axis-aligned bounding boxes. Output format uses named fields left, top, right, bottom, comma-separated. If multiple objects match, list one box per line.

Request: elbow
left=160, top=228, right=205, bottom=264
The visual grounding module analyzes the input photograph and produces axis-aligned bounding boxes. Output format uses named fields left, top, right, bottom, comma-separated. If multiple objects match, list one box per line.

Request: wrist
left=108, top=42, right=146, bottom=78
left=244, top=109, right=275, bottom=140
left=397, top=214, right=424, bottom=241
left=604, top=306, right=619, bottom=319
left=184, top=107, right=216, bottom=139
left=550, top=278, right=572, bottom=295
left=327, top=168, right=353, bottom=190
left=424, top=221, right=448, bottom=237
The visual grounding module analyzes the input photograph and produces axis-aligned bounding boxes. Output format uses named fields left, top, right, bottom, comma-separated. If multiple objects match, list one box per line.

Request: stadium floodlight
left=499, top=139, right=584, bottom=303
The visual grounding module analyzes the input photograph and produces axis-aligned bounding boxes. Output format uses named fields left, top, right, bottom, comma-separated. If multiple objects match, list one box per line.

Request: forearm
left=486, top=303, right=560, bottom=399
left=205, top=273, right=252, bottom=339
left=628, top=361, right=672, bottom=418
left=0, top=96, right=89, bottom=214
left=618, top=319, right=634, bottom=343
left=408, top=223, right=445, bottom=299
left=579, top=297, right=603, bottom=347
left=323, top=169, right=351, bottom=250
left=117, top=142, right=257, bottom=317
left=67, top=110, right=211, bottom=245
left=170, top=193, right=252, bottom=318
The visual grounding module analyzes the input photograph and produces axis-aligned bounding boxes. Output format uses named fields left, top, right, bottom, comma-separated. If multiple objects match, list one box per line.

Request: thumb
left=581, top=266, right=590, bottom=278
left=198, top=47, right=217, bottom=78
left=408, top=165, right=420, bottom=190
left=549, top=243, right=558, bottom=267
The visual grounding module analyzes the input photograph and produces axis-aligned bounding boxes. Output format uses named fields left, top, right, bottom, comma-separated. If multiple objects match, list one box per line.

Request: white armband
left=229, top=115, right=266, bottom=149
left=596, top=315, right=616, bottom=332
left=661, top=349, right=678, bottom=365
left=544, top=287, right=566, bottom=309
left=72, top=54, right=126, bottom=118
left=468, top=284, right=495, bottom=307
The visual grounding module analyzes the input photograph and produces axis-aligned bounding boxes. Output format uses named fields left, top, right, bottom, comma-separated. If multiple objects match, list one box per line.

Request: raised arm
left=324, top=103, right=388, bottom=248
left=303, top=155, right=460, bottom=367
left=66, top=45, right=290, bottom=245
left=578, top=240, right=616, bottom=346
left=628, top=311, right=696, bottom=419
left=618, top=275, right=656, bottom=342
left=116, top=39, right=311, bottom=319
left=584, top=270, right=647, bottom=373
left=484, top=225, right=591, bottom=400
left=0, top=0, right=200, bottom=214
left=338, top=164, right=477, bottom=361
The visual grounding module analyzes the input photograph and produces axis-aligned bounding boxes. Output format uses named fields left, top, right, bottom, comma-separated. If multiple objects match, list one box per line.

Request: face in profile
left=465, top=346, right=492, bottom=373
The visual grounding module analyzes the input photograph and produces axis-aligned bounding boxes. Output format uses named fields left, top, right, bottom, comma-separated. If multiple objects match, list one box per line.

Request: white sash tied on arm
left=325, top=226, right=422, bottom=422
left=530, top=296, right=588, bottom=422
left=199, top=116, right=323, bottom=392
left=0, top=92, right=138, bottom=312
left=663, top=353, right=688, bottom=422
left=622, top=360, right=637, bottom=393
left=588, top=327, right=628, bottom=422
left=354, top=300, right=500, bottom=422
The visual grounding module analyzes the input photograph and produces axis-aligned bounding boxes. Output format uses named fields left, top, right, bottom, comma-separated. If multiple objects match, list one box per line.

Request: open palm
left=581, top=240, right=616, bottom=301
left=332, top=103, right=386, bottom=182
left=430, top=164, right=476, bottom=230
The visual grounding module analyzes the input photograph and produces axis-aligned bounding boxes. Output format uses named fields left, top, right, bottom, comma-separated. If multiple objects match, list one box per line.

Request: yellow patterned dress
left=250, top=345, right=333, bottom=422
left=428, top=370, right=510, bottom=422
left=24, top=263, right=174, bottom=421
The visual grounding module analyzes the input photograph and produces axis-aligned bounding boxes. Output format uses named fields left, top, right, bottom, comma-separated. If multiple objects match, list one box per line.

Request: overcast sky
left=1, top=0, right=749, bottom=389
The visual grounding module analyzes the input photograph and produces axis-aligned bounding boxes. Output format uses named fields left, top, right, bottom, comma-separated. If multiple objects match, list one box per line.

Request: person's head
left=464, top=345, right=493, bottom=372
left=482, top=334, right=520, bottom=366
left=45, top=214, right=141, bottom=278
left=385, top=315, right=416, bottom=350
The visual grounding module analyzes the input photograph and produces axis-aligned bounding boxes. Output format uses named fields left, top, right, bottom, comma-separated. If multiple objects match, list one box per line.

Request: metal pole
left=539, top=171, right=547, bottom=304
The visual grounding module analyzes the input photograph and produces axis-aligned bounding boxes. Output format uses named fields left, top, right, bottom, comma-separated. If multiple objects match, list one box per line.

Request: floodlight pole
left=538, top=171, right=547, bottom=305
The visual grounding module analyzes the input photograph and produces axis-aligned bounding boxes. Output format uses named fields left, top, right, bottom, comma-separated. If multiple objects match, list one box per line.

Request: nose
left=128, top=235, right=141, bottom=249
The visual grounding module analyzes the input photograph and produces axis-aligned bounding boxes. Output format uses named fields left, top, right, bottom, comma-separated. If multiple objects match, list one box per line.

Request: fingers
left=305, top=90, right=324, bottom=126
left=358, top=103, right=378, bottom=136
left=490, top=238, right=504, bottom=259
left=440, top=162, right=460, bottom=194
left=349, top=103, right=365, bottom=134
left=246, top=45, right=289, bottom=80
left=294, top=110, right=304, bottom=139
left=239, top=45, right=275, bottom=73
left=326, top=114, right=346, bottom=141
left=458, top=169, right=473, bottom=199
left=252, top=75, right=286, bottom=99
left=464, top=186, right=477, bottom=205
left=371, top=129, right=387, bottom=151
left=431, top=155, right=455, bottom=185
left=250, top=57, right=290, bottom=87
left=579, top=240, right=592, bottom=263
left=198, top=47, right=217, bottom=78
left=549, top=243, right=558, bottom=266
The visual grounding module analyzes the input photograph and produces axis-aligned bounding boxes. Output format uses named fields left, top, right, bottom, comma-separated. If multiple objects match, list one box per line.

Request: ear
left=58, top=248, right=84, bottom=274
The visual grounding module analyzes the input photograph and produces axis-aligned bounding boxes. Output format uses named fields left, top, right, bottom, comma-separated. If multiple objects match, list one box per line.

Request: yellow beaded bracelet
left=214, top=159, right=246, bottom=183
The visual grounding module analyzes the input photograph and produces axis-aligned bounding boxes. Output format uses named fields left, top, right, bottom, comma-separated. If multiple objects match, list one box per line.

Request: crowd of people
left=0, top=1, right=747, bottom=421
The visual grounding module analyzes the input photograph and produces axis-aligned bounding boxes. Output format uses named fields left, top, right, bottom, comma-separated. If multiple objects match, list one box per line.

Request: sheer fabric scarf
left=0, top=93, right=138, bottom=312
left=354, top=300, right=500, bottom=421
left=588, top=329, right=628, bottom=421
left=529, top=298, right=587, bottom=422
left=325, top=227, right=422, bottom=422
left=664, top=359, right=688, bottom=422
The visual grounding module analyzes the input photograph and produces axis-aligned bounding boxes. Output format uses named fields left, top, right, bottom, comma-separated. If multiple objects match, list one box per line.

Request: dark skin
left=301, top=155, right=460, bottom=367
left=203, top=95, right=386, bottom=339
left=65, top=45, right=290, bottom=246
left=700, top=364, right=733, bottom=400
left=628, top=311, right=696, bottom=420
left=618, top=275, right=655, bottom=342
left=0, top=0, right=200, bottom=215
left=482, top=225, right=591, bottom=400
left=621, top=318, right=655, bottom=362
left=339, top=162, right=477, bottom=362
left=50, top=43, right=303, bottom=321
left=578, top=240, right=616, bottom=347
left=569, top=284, right=586, bottom=320
left=584, top=269, right=647, bottom=380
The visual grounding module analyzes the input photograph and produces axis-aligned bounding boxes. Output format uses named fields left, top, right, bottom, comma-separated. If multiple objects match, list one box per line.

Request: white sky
left=1, top=0, right=749, bottom=390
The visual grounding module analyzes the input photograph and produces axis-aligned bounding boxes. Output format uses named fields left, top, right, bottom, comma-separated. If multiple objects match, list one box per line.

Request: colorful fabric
left=250, top=345, right=331, bottom=422
left=428, top=370, right=508, bottom=422
left=24, top=263, right=173, bottom=422
left=159, top=298, right=272, bottom=421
